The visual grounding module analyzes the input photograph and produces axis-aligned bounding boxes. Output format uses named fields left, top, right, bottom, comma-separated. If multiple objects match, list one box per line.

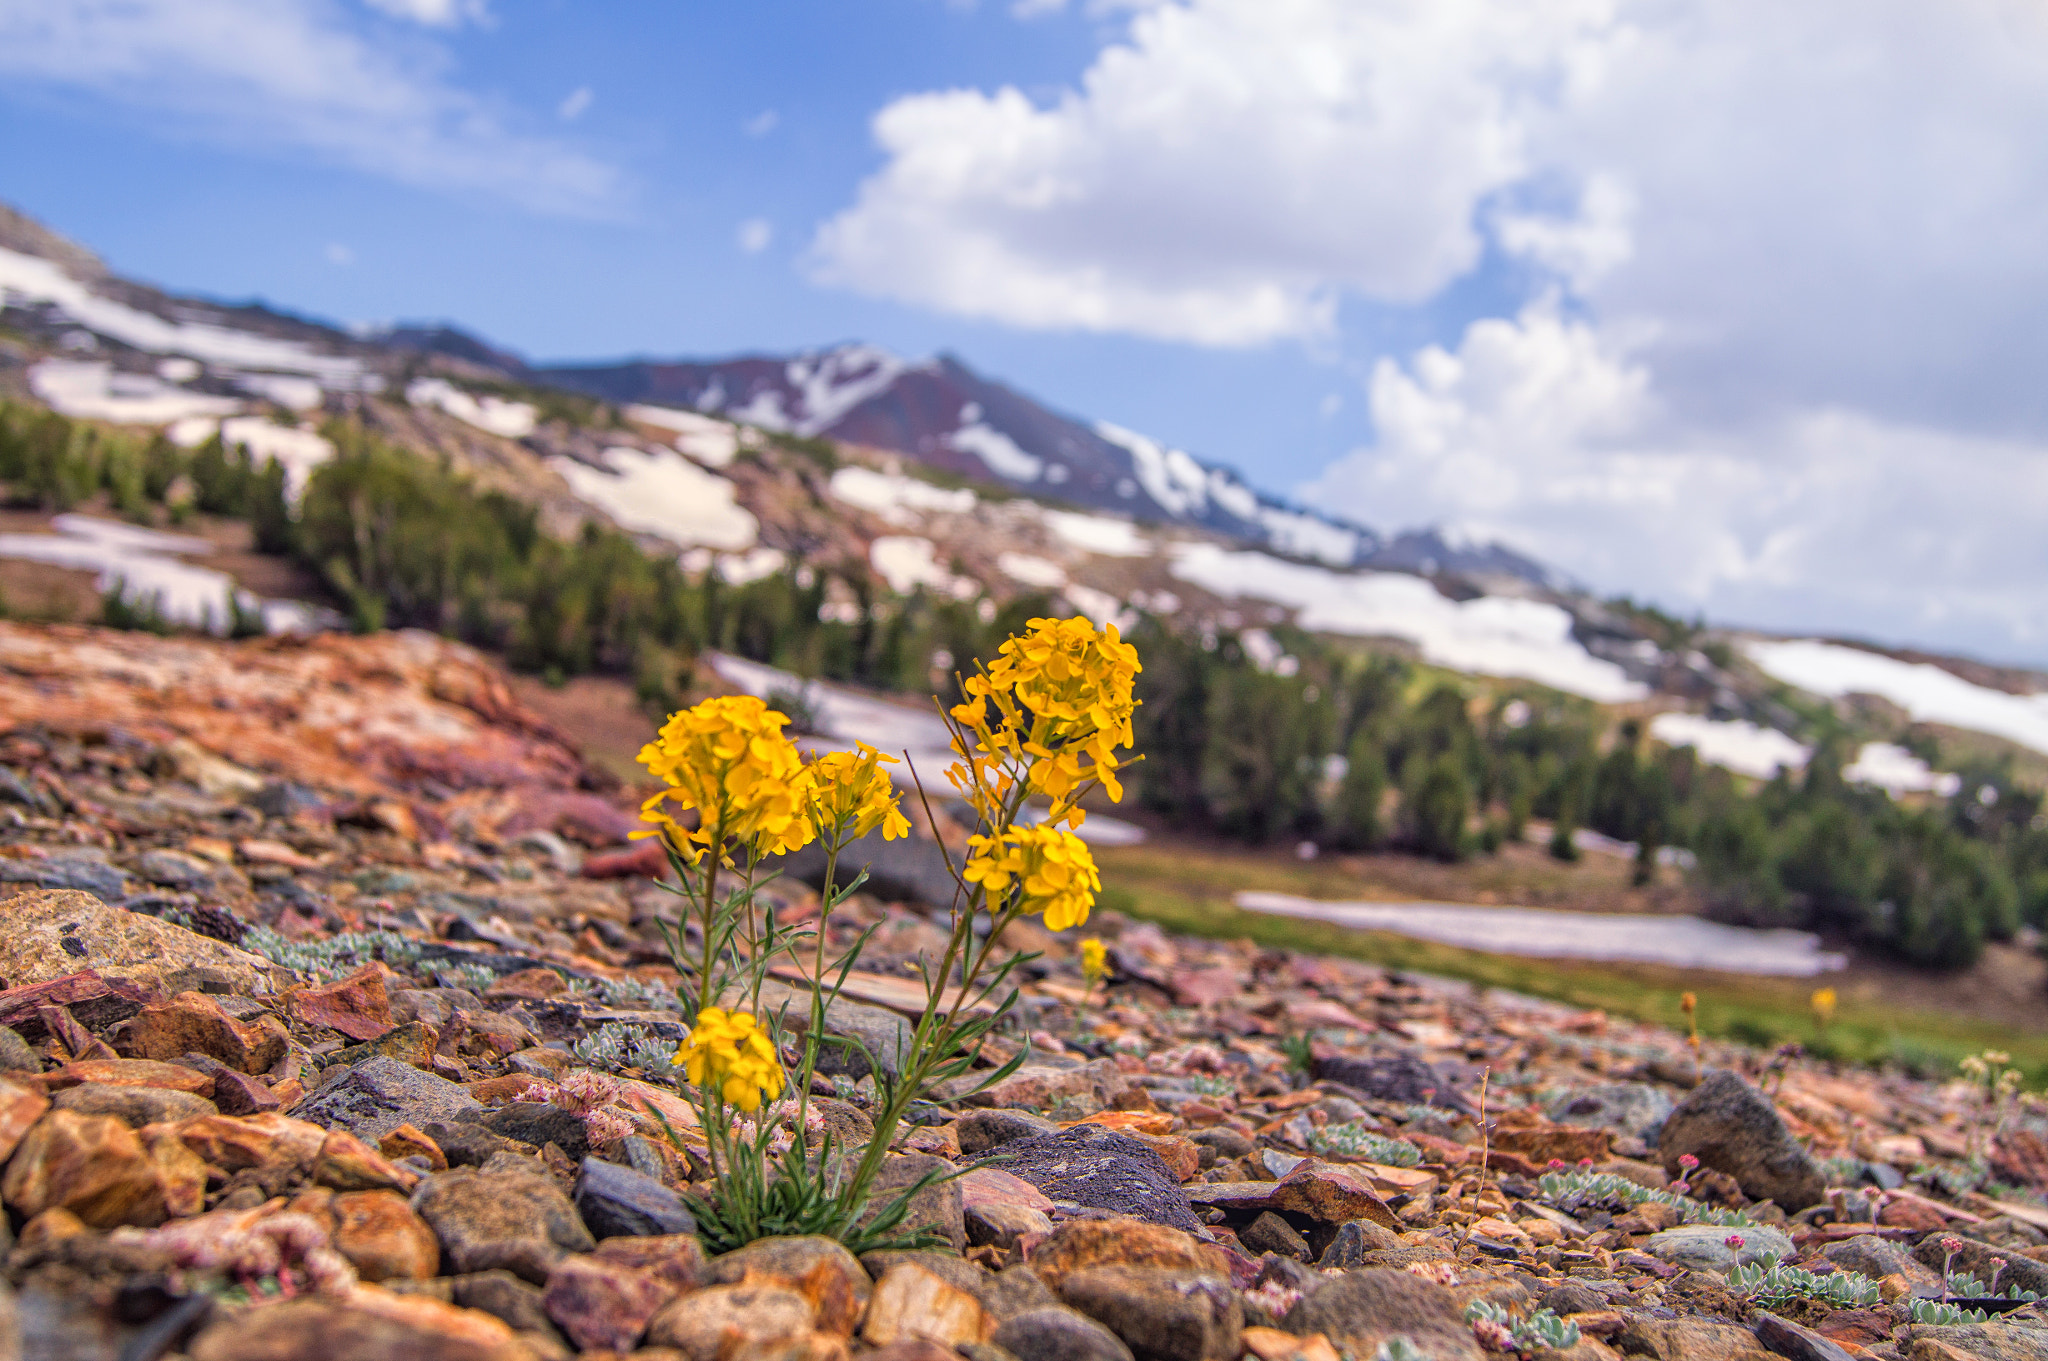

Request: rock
left=0, top=1075, right=52, bottom=1162
left=1643, top=1225, right=1794, bottom=1273
left=162, top=737, right=267, bottom=799
left=1490, top=1121, right=1611, bottom=1166
left=115, top=990, right=289, bottom=1073
left=1027, top=1221, right=1226, bottom=1291
left=969, top=1200, right=1055, bottom=1251
left=1280, top=1269, right=1482, bottom=1361
left=979, top=1126, right=1202, bottom=1232
left=207, top=1068, right=283, bottom=1116
left=590, top=1234, right=708, bottom=1295
left=1902, top=1316, right=2048, bottom=1361
left=1615, top=1317, right=1767, bottom=1361
left=968, top=1061, right=1125, bottom=1114
left=1266, top=1160, right=1398, bottom=1231
left=1540, top=1284, right=1610, bottom=1316
left=51, top=1082, right=216, bottom=1125
left=1059, top=1266, right=1243, bottom=1361
left=705, top=1235, right=875, bottom=1319
left=136, top=848, right=240, bottom=892
left=382, top=1123, right=450, bottom=1171
left=1314, top=1054, right=1473, bottom=1113
left=543, top=1253, right=674, bottom=1353
left=574, top=1154, right=697, bottom=1238
left=173, top=1111, right=327, bottom=1174
left=864, top=1262, right=993, bottom=1347
left=0, top=850, right=129, bottom=902
left=444, top=1271, right=561, bottom=1341
left=1821, top=1236, right=1943, bottom=1292
left=421, top=1119, right=532, bottom=1168
left=475, top=1102, right=590, bottom=1161
left=295, top=1056, right=484, bottom=1140
left=316, top=1127, right=422, bottom=1192
left=318, top=1187, right=443, bottom=1280
left=185, top=1289, right=543, bottom=1361
left=0, top=1107, right=206, bottom=1228
left=287, top=965, right=397, bottom=1042
left=960, top=1109, right=1063, bottom=1154
left=329, top=1021, right=440, bottom=1071
left=1913, top=1235, right=2048, bottom=1299
left=1241, top=1212, right=1312, bottom=1261
left=412, top=1164, right=596, bottom=1284
left=646, top=1281, right=816, bottom=1361
left=46, top=1057, right=214, bottom=1097
left=993, top=1307, right=1137, bottom=1361
left=0, top=1027, right=38, bottom=1076
left=1657, top=1071, right=1827, bottom=1212
left=983, top=1265, right=1063, bottom=1321
left=1188, top=1127, right=1253, bottom=1161
left=1748, top=1313, right=1856, bottom=1361
left=0, top=889, right=284, bottom=996
left=865, top=1152, right=967, bottom=1252
left=1316, top=1219, right=1403, bottom=1269
left=1547, top=1084, right=1678, bottom=1144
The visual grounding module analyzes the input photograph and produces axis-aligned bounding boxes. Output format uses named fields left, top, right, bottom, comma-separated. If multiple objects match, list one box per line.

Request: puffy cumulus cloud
left=0, top=0, right=621, bottom=217
left=361, top=0, right=490, bottom=26
left=812, top=0, right=1619, bottom=345
left=1306, top=304, right=2048, bottom=658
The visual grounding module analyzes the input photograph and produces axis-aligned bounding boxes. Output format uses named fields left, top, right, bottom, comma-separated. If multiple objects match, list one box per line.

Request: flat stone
left=1314, top=1053, right=1473, bottom=1113
left=1026, top=1220, right=1227, bottom=1291
left=1059, top=1265, right=1244, bottom=1361
left=993, top=1307, right=1137, bottom=1361
left=0, top=1107, right=201, bottom=1229
left=329, top=1021, right=440, bottom=1071
left=646, top=1281, right=815, bottom=1361
left=475, top=1102, right=589, bottom=1161
left=413, top=1164, right=596, bottom=1284
left=1644, top=1225, right=1794, bottom=1274
left=173, top=1111, right=327, bottom=1174
left=977, top=1125, right=1202, bottom=1232
left=864, top=1262, right=992, bottom=1348
left=115, top=990, right=288, bottom=1073
left=0, top=889, right=284, bottom=996
left=287, top=965, right=397, bottom=1042
left=574, top=1155, right=697, bottom=1238
left=185, top=1290, right=542, bottom=1361
left=51, top=1082, right=216, bottom=1126
left=1280, top=1268, right=1482, bottom=1361
left=0, top=852, right=129, bottom=902
left=865, top=1152, right=966, bottom=1252
left=47, top=1057, right=214, bottom=1097
left=542, top=1253, right=675, bottom=1353
left=1658, top=1070, right=1827, bottom=1212
left=1749, top=1312, right=1857, bottom=1361
left=968, top=1199, right=1055, bottom=1251
left=1821, top=1236, right=1942, bottom=1292
left=294, top=1056, right=484, bottom=1141
left=136, top=848, right=239, bottom=892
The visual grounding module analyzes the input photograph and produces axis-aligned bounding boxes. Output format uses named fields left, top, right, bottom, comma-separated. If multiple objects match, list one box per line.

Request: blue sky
left=5, top=0, right=2048, bottom=663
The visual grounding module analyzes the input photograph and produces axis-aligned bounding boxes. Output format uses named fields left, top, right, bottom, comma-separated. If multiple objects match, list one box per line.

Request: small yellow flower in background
left=636, top=695, right=814, bottom=862
left=1680, top=991, right=1701, bottom=1054
left=963, top=824, right=1102, bottom=931
left=1810, top=987, right=1837, bottom=1031
left=678, top=1006, right=784, bottom=1112
left=804, top=743, right=913, bottom=847
left=1081, top=938, right=1108, bottom=987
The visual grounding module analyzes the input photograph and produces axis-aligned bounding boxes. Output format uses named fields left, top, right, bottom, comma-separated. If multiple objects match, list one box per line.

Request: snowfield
left=405, top=378, right=537, bottom=439
left=828, top=466, right=978, bottom=525
left=626, top=405, right=740, bottom=467
left=1042, top=509, right=1150, bottom=558
left=1170, top=545, right=1646, bottom=703
left=949, top=407, right=1042, bottom=481
left=1746, top=639, right=2048, bottom=757
left=550, top=447, right=759, bottom=551
left=168, top=417, right=335, bottom=505
left=29, top=360, right=240, bottom=425
left=1648, top=713, right=1810, bottom=779
left=1843, top=742, right=1962, bottom=796
left=868, top=536, right=977, bottom=598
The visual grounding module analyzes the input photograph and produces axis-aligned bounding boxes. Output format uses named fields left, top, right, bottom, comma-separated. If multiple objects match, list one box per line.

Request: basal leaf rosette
left=636, top=694, right=815, bottom=862
left=963, top=824, right=1102, bottom=931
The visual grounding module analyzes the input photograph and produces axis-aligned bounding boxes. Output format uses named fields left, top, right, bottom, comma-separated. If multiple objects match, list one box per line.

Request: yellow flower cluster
left=1081, top=937, right=1108, bottom=986
left=804, top=743, right=913, bottom=847
left=678, top=1006, right=784, bottom=1112
left=963, top=824, right=1102, bottom=931
left=949, top=616, right=1140, bottom=821
left=637, top=695, right=813, bottom=862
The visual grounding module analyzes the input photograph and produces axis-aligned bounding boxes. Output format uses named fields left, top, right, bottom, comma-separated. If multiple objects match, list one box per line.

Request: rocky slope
left=0, top=622, right=2044, bottom=1361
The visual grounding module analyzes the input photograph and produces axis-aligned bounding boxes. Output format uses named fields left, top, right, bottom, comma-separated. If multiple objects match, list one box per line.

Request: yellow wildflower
left=1081, top=937, right=1108, bottom=987
left=804, top=743, right=913, bottom=847
left=677, top=1006, right=784, bottom=1112
left=963, top=824, right=1102, bottom=931
left=949, top=616, right=1140, bottom=816
left=1810, top=987, right=1837, bottom=1029
left=636, top=695, right=814, bottom=862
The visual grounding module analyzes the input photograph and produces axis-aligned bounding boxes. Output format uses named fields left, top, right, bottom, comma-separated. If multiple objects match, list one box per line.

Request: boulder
left=978, top=1126, right=1202, bottom=1232
left=573, top=1155, right=697, bottom=1239
left=1546, top=1084, right=1677, bottom=1144
left=0, top=889, right=284, bottom=996
left=1657, top=1070, right=1826, bottom=1211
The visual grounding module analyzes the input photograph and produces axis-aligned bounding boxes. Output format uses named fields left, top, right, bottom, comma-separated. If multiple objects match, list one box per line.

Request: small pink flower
left=1942, top=1236, right=1965, bottom=1253
left=1578, top=1157, right=1595, bottom=1168
left=1724, top=1234, right=1745, bottom=1251
left=1678, top=1153, right=1700, bottom=1170
left=1548, top=1159, right=1568, bottom=1171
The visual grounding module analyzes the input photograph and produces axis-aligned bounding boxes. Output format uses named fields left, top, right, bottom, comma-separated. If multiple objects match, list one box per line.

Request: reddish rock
left=581, top=840, right=666, bottom=879
left=591, top=1234, right=708, bottom=1295
left=288, top=965, right=396, bottom=1042
left=116, top=990, right=290, bottom=1073
left=380, top=1122, right=449, bottom=1171
left=1878, top=1196, right=1949, bottom=1232
left=1489, top=1121, right=1611, bottom=1167
left=0, top=1074, right=52, bottom=1163
left=186, top=1289, right=543, bottom=1361
left=1269, top=1159, right=1399, bottom=1230
left=0, top=969, right=155, bottom=1034
left=209, top=1068, right=284, bottom=1116
left=175, top=1111, right=328, bottom=1174
left=316, top=1127, right=421, bottom=1192
left=961, top=1166, right=1057, bottom=1215
left=46, top=1058, right=214, bottom=1098
left=1, top=1108, right=185, bottom=1228
left=333, top=1189, right=442, bottom=1281
left=543, top=1253, right=677, bottom=1352
left=482, top=968, right=566, bottom=1001
left=1028, top=1220, right=1229, bottom=1290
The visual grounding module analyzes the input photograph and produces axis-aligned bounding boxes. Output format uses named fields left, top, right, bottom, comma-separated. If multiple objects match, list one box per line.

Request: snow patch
left=828, top=466, right=977, bottom=525
left=1060, top=582, right=1131, bottom=631
left=869, top=536, right=978, bottom=598
left=948, top=407, right=1042, bottom=481
left=1746, top=639, right=2048, bottom=757
left=1258, top=505, right=1360, bottom=566
left=406, top=378, right=538, bottom=438
left=166, top=418, right=334, bottom=506
left=235, top=373, right=325, bottom=411
left=626, top=405, right=739, bottom=467
left=1043, top=509, right=1150, bottom=557
left=1844, top=742, right=1962, bottom=797
left=28, top=360, right=240, bottom=425
left=786, top=345, right=907, bottom=436
left=1170, top=545, right=1646, bottom=702
left=551, top=446, right=758, bottom=550
left=996, top=552, right=1068, bottom=589
left=1098, top=420, right=1208, bottom=517
left=1648, top=712, right=1810, bottom=780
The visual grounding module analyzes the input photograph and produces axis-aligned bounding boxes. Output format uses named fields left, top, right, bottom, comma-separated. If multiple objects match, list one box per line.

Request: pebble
left=571, top=1154, right=697, bottom=1239
left=413, top=1164, right=597, bottom=1283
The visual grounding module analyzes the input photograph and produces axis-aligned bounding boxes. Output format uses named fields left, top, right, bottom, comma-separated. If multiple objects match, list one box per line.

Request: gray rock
left=1241, top=1211, right=1311, bottom=1262
left=388, top=988, right=479, bottom=1029
left=1902, top=1315, right=2048, bottom=1361
left=52, top=1082, right=218, bottom=1125
left=1643, top=1224, right=1794, bottom=1273
left=1314, top=1053, right=1474, bottom=1114
left=994, top=1307, right=1137, bottom=1361
left=412, top=1164, right=595, bottom=1284
left=1546, top=1083, right=1676, bottom=1143
left=1915, top=1234, right=2048, bottom=1299
left=0, top=1027, right=38, bottom=1074
left=704, top=1235, right=873, bottom=1302
left=1822, top=1236, right=1941, bottom=1290
left=250, top=782, right=328, bottom=819
left=448, top=1270, right=565, bottom=1341
left=968, top=1200, right=1055, bottom=1251
left=1317, top=1218, right=1403, bottom=1269
left=961, top=1108, right=1063, bottom=1154
left=474, top=1101, right=590, bottom=1161
left=1059, top=1266, right=1242, bottom=1361
left=420, top=1119, right=534, bottom=1167
left=574, top=1156, right=697, bottom=1239
left=0, top=853, right=128, bottom=903
left=975, top=1124, right=1202, bottom=1233
left=983, top=1266, right=1062, bottom=1322
left=1280, top=1268, right=1483, bottom=1360
left=862, top=1152, right=966, bottom=1252
left=753, top=978, right=910, bottom=1079
left=1188, top=1128, right=1253, bottom=1161
left=1538, top=1283, right=1608, bottom=1316
left=134, top=849, right=237, bottom=893
left=295, top=1056, right=483, bottom=1140
left=1657, top=1069, right=1828, bottom=1211
left=1750, top=1311, right=1857, bottom=1361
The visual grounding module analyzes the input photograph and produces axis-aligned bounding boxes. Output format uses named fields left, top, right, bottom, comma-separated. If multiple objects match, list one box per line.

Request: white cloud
left=361, top=0, right=489, bottom=26
left=0, top=0, right=622, bottom=217
left=1305, top=303, right=2048, bottom=657
left=557, top=86, right=593, bottom=121
left=736, top=218, right=774, bottom=255
left=744, top=109, right=779, bottom=137
left=324, top=242, right=354, bottom=266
